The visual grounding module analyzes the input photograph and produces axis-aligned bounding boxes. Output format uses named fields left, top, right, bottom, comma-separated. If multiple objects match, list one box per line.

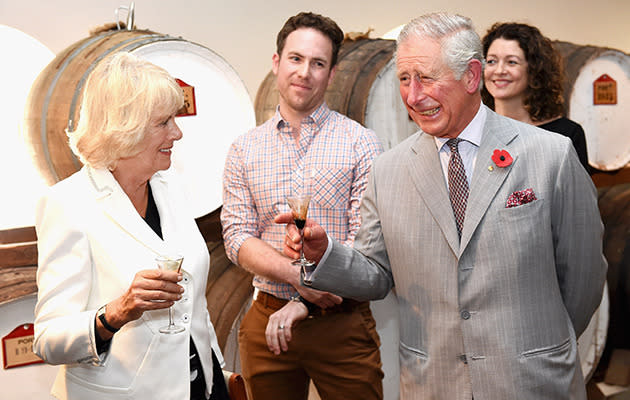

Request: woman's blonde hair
left=68, top=52, right=184, bottom=170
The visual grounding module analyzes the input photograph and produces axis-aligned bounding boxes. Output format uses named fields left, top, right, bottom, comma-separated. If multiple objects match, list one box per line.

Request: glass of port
left=286, top=195, right=316, bottom=269
left=156, top=254, right=185, bottom=334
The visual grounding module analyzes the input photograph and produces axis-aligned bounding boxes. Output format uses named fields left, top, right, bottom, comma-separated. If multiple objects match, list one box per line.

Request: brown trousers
left=238, top=296, right=384, bottom=400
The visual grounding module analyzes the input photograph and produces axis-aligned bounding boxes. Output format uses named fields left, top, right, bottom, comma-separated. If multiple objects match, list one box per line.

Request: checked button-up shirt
left=221, top=102, right=383, bottom=299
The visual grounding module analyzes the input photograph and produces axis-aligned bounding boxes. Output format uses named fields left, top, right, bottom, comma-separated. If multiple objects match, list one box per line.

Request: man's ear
left=464, top=59, right=483, bottom=94
left=272, top=53, right=280, bottom=76
left=327, top=65, right=337, bottom=86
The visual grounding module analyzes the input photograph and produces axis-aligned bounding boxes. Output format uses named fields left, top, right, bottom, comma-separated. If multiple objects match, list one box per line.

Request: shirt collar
left=274, top=102, right=331, bottom=132
left=434, top=103, right=486, bottom=151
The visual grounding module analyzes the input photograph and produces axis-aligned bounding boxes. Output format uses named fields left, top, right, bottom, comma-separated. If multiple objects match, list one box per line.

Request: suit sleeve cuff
left=301, top=234, right=333, bottom=286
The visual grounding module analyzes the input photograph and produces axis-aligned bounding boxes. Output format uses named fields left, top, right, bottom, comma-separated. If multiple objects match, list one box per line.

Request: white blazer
left=34, top=166, right=223, bottom=400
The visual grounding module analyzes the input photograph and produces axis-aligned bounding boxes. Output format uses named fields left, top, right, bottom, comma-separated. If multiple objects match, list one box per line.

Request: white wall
left=2, top=0, right=629, bottom=99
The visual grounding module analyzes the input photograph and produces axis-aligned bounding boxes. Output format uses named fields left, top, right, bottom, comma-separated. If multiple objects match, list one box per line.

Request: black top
left=538, top=117, right=590, bottom=172
left=143, top=183, right=162, bottom=238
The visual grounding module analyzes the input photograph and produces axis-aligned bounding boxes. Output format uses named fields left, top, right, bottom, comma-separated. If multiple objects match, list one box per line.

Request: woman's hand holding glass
left=103, top=264, right=184, bottom=333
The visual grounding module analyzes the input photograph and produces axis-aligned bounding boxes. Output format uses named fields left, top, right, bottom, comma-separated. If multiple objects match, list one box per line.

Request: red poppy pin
left=491, top=149, right=513, bottom=168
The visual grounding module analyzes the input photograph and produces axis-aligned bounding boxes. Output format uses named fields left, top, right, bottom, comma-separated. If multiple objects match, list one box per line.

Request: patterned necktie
left=447, top=138, right=469, bottom=237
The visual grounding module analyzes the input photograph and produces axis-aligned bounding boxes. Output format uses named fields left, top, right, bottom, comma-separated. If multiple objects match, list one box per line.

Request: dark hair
left=481, top=22, right=565, bottom=122
left=276, top=12, right=344, bottom=68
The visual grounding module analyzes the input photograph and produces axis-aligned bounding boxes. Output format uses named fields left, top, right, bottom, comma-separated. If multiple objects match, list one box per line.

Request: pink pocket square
left=506, top=188, right=537, bottom=208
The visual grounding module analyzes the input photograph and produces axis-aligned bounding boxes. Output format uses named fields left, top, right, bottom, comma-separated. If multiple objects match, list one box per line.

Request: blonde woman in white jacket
left=34, top=52, right=229, bottom=400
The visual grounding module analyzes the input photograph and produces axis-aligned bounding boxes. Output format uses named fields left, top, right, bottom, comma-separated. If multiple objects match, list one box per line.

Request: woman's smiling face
left=484, top=38, right=529, bottom=103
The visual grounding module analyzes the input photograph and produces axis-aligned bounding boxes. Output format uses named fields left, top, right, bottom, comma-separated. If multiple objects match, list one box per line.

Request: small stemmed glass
left=156, top=254, right=185, bottom=334
left=286, top=195, right=316, bottom=269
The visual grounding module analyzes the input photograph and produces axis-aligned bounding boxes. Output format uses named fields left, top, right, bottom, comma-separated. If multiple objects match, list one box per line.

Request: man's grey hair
left=396, top=12, right=484, bottom=81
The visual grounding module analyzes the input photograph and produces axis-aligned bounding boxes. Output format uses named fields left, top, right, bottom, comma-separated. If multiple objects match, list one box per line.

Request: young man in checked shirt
left=221, top=11, right=384, bottom=400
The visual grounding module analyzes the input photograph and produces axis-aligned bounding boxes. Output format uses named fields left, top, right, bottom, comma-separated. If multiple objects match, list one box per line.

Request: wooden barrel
left=23, top=27, right=255, bottom=218
left=595, top=184, right=630, bottom=375
left=196, top=208, right=253, bottom=369
left=0, top=226, right=37, bottom=305
left=255, top=38, right=418, bottom=150
left=552, top=41, right=630, bottom=172
left=199, top=209, right=253, bottom=355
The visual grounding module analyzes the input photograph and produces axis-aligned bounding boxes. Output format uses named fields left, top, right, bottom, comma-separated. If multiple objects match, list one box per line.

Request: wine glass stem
left=299, top=229, right=306, bottom=261
left=168, top=307, right=174, bottom=327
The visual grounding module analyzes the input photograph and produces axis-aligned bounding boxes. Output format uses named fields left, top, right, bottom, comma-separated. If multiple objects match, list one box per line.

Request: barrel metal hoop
left=40, top=30, right=122, bottom=181
left=66, top=34, right=182, bottom=152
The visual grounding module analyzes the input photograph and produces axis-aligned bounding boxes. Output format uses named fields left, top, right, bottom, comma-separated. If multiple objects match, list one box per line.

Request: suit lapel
left=460, top=111, right=519, bottom=251
left=87, top=167, right=166, bottom=257
left=408, top=133, right=461, bottom=254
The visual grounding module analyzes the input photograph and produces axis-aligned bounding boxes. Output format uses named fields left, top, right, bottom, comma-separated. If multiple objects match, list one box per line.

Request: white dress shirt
left=434, top=104, right=487, bottom=189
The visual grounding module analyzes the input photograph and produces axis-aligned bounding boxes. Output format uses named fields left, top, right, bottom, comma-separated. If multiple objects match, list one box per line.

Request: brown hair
left=481, top=22, right=565, bottom=121
left=276, top=12, right=344, bottom=67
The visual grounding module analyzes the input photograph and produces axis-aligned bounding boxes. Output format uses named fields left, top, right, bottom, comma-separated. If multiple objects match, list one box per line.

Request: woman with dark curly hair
left=482, top=22, right=590, bottom=171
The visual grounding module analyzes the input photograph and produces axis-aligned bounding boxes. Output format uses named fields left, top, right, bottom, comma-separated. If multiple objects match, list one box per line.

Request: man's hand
left=295, top=285, right=341, bottom=308
left=275, top=212, right=341, bottom=307
left=265, top=300, right=309, bottom=355
left=275, top=212, right=329, bottom=264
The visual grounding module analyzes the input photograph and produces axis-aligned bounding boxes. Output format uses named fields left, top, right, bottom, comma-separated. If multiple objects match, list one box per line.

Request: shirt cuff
left=301, top=234, right=333, bottom=286
left=320, top=234, right=334, bottom=264
left=93, top=318, right=112, bottom=355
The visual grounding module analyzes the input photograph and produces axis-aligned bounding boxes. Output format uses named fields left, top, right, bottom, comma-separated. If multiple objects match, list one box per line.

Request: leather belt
left=255, top=291, right=367, bottom=317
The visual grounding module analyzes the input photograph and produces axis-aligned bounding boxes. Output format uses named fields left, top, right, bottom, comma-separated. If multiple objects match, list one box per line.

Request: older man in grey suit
left=277, top=12, right=607, bottom=400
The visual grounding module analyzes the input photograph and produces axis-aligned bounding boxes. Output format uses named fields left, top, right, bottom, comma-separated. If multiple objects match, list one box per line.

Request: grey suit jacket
left=307, top=107, right=607, bottom=400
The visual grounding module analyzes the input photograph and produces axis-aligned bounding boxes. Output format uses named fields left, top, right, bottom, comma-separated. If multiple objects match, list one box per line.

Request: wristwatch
left=97, top=304, right=119, bottom=334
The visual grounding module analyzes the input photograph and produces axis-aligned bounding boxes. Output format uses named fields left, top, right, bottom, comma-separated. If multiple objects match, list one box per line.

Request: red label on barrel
left=2, top=323, right=44, bottom=369
left=593, top=74, right=617, bottom=105
left=175, top=78, right=197, bottom=116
